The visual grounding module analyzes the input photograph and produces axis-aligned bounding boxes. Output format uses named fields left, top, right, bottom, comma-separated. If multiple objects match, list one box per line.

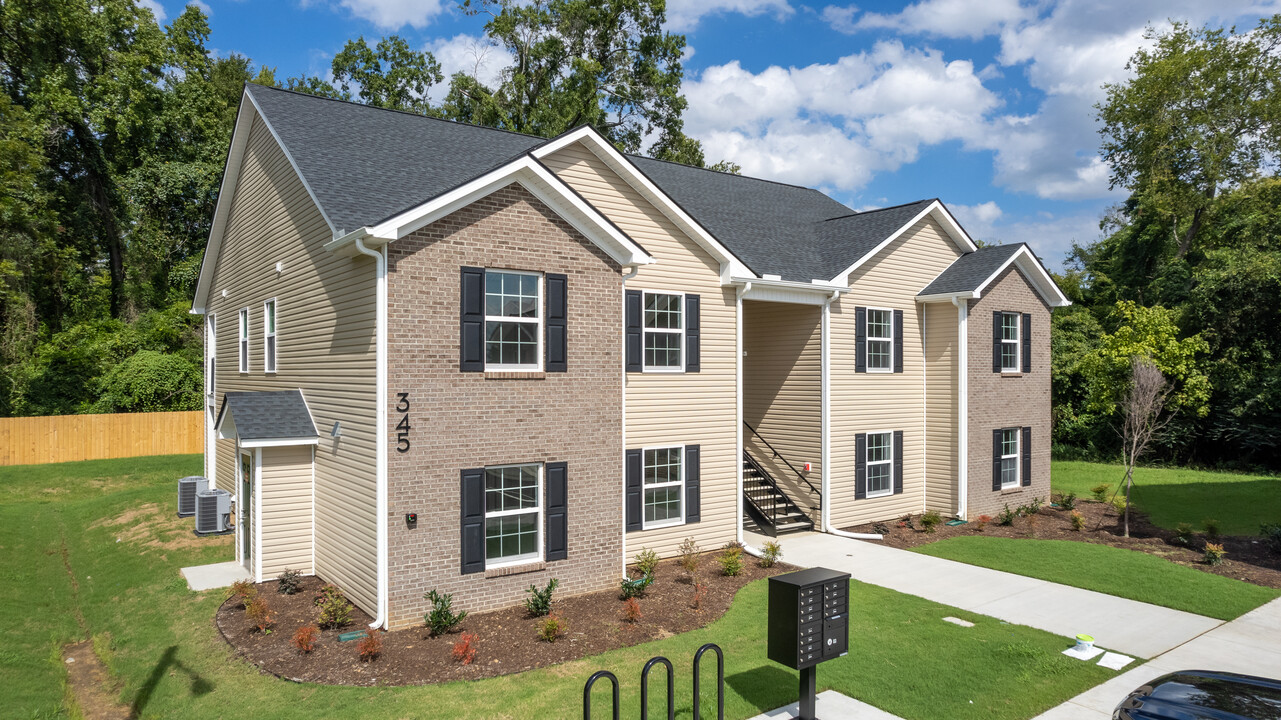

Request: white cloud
left=951, top=200, right=1003, bottom=226
left=425, top=34, right=513, bottom=102
left=854, top=0, right=1030, bottom=40
left=683, top=41, right=1000, bottom=190
left=665, top=0, right=794, bottom=32
left=332, top=0, right=448, bottom=29
left=139, top=0, right=166, bottom=21
left=820, top=5, right=859, bottom=34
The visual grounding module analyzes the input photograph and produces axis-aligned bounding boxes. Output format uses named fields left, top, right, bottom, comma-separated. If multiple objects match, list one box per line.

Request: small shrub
left=1203, top=543, right=1227, bottom=566
left=622, top=597, right=642, bottom=624
left=996, top=505, right=1017, bottom=526
left=425, top=589, right=467, bottom=636
left=1058, top=492, right=1077, bottom=511
left=292, top=625, right=319, bottom=654
left=872, top=522, right=891, bottom=535
left=357, top=630, right=382, bottom=662
left=1173, top=522, right=1195, bottom=547
left=974, top=515, right=992, bottom=532
left=523, top=578, right=559, bottom=618
left=899, top=514, right=916, bottom=530
left=1261, top=523, right=1281, bottom=554
left=718, top=546, right=744, bottom=576
left=276, top=568, right=303, bottom=595
left=451, top=632, right=477, bottom=665
left=619, top=573, right=653, bottom=600
left=759, top=540, right=782, bottom=568
left=1025, top=512, right=1039, bottom=533
left=1070, top=511, right=1086, bottom=532
left=245, top=595, right=276, bottom=634
left=692, top=581, right=708, bottom=611
left=1091, top=483, right=1110, bottom=503
left=1027, top=497, right=1045, bottom=514
left=1203, top=519, right=1222, bottom=542
left=230, top=579, right=257, bottom=607
left=538, top=613, right=568, bottom=643
left=919, top=510, right=942, bottom=534
left=677, top=538, right=701, bottom=575
left=315, top=584, right=353, bottom=629
left=1110, top=495, right=1128, bottom=515
left=633, top=548, right=660, bottom=578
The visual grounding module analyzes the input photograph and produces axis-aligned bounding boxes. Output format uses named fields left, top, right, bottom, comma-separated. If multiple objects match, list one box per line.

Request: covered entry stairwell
left=743, top=423, right=817, bottom=536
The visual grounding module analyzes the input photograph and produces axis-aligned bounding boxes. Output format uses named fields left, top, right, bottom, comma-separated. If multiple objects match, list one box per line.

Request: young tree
left=1098, top=16, right=1281, bottom=259
left=1119, top=358, right=1173, bottom=537
left=331, top=36, right=443, bottom=115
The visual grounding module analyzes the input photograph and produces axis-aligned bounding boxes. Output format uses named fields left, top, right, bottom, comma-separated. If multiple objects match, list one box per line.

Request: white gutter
left=620, top=265, right=639, bottom=577
left=952, top=295, right=969, bottom=520
left=819, top=291, right=883, bottom=541
left=354, top=236, right=389, bottom=630
left=735, top=282, right=763, bottom=558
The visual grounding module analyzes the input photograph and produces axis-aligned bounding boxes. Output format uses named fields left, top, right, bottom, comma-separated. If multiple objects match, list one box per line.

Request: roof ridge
left=819, top=198, right=936, bottom=223
left=246, top=82, right=552, bottom=143
left=627, top=152, right=849, bottom=197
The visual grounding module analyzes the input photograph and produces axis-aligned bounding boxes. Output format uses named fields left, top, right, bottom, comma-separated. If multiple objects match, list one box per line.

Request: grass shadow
left=726, top=664, right=795, bottom=713
left=130, top=646, right=214, bottom=719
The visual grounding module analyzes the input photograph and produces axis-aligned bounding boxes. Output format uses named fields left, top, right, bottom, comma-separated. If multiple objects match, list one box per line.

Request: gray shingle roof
left=216, top=390, right=318, bottom=440
left=917, top=243, right=1025, bottom=296
left=244, top=84, right=947, bottom=281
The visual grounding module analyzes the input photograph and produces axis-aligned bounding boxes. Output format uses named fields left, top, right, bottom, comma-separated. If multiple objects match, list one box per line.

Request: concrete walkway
left=771, top=531, right=1222, bottom=659
left=181, top=560, right=250, bottom=591
left=749, top=690, right=905, bottom=720
left=1035, top=596, right=1281, bottom=719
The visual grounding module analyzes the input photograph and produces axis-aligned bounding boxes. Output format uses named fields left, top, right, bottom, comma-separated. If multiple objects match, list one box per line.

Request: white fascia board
left=239, top=437, right=321, bottom=448
left=532, top=127, right=754, bottom=279
left=972, top=246, right=1073, bottom=308
left=831, top=201, right=979, bottom=287
left=731, top=277, right=846, bottom=306
left=327, top=155, right=653, bottom=268
left=916, top=291, right=978, bottom=303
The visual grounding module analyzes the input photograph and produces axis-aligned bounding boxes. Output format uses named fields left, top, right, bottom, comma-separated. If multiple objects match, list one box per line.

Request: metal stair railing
left=743, top=421, right=821, bottom=516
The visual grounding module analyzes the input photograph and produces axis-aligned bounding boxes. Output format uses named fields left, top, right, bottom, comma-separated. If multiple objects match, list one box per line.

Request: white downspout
left=354, top=236, right=388, bottom=630
left=736, top=282, right=762, bottom=557
left=953, top=296, right=969, bottom=520
left=620, top=265, right=639, bottom=577
left=822, top=292, right=883, bottom=541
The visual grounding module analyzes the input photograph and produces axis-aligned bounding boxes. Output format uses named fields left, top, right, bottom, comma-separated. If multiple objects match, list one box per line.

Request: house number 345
left=395, top=392, right=411, bottom=453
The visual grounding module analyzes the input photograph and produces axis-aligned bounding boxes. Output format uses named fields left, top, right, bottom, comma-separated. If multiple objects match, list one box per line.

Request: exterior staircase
left=742, top=453, right=815, bottom=536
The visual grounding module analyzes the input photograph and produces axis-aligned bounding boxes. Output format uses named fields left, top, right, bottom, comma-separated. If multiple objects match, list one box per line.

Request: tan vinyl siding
left=923, top=301, right=958, bottom=514
left=259, top=444, right=314, bottom=577
left=743, top=300, right=822, bottom=515
left=543, top=141, right=738, bottom=556
left=206, top=114, right=378, bottom=613
left=829, top=217, right=964, bottom=528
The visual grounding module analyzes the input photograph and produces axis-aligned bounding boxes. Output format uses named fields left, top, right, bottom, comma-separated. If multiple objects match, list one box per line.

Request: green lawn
left=3, top=455, right=1118, bottom=720
left=1052, top=461, right=1281, bottom=537
left=915, top=536, right=1280, bottom=621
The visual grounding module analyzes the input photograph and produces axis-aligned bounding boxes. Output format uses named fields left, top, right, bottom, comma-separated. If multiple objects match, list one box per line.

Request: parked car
left=1114, top=670, right=1281, bottom=719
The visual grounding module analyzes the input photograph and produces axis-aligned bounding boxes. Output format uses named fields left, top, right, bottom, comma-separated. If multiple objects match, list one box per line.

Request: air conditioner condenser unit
left=194, top=488, right=232, bottom=535
left=177, top=476, right=208, bottom=517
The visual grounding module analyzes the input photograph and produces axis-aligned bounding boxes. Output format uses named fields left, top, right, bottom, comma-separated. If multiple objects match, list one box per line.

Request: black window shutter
left=546, top=274, right=567, bottom=373
left=854, top=433, right=867, bottom=499
left=625, top=290, right=642, bottom=373
left=685, top=294, right=701, bottom=373
left=460, top=267, right=485, bottom=372
left=992, top=429, right=1002, bottom=491
left=460, top=468, right=485, bottom=574
left=893, top=430, right=904, bottom=494
left=684, top=445, right=701, bottom=523
left=625, top=449, right=642, bottom=532
left=545, top=461, right=568, bottom=561
left=854, top=307, right=867, bottom=373
left=893, top=309, right=904, bottom=373
left=1021, top=313, right=1032, bottom=374
left=992, top=311, right=1002, bottom=373
left=1021, top=426, right=1032, bottom=487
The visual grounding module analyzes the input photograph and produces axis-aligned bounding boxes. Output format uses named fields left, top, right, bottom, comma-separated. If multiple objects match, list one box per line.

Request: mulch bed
left=217, top=554, right=793, bottom=686
left=841, top=495, right=1281, bottom=589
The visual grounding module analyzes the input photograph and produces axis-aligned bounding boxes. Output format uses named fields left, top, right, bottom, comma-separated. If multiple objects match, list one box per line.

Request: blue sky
left=145, top=0, right=1281, bottom=269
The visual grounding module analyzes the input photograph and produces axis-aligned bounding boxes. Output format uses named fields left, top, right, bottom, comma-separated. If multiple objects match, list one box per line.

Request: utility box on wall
left=767, top=567, right=851, bottom=669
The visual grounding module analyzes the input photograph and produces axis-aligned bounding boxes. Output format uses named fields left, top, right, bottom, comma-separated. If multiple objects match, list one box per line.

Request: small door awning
left=215, top=390, right=319, bottom=447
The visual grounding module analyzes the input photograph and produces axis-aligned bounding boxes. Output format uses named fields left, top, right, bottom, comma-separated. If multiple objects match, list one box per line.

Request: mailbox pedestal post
left=766, top=567, right=852, bottom=720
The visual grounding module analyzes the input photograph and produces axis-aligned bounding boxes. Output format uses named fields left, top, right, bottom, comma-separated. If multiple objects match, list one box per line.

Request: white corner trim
left=954, top=296, right=969, bottom=520
left=353, top=237, right=389, bottom=631
left=831, top=201, right=979, bottom=286
left=254, top=447, right=262, bottom=583
left=532, top=127, right=754, bottom=279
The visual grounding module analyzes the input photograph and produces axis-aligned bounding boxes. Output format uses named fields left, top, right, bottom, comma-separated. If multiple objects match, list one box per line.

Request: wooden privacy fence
left=0, top=411, right=203, bottom=466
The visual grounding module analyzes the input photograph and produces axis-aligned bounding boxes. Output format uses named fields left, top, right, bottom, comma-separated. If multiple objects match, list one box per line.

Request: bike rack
left=583, top=669, right=620, bottom=720
left=641, top=656, right=674, bottom=720
left=692, top=643, right=724, bottom=720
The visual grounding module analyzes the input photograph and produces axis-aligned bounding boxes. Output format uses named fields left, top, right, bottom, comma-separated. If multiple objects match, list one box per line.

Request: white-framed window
left=238, top=308, right=249, bottom=373
left=865, top=431, right=894, bottom=498
left=643, top=291, right=684, bottom=371
left=1001, top=312, right=1021, bottom=372
left=1000, top=428, right=1020, bottom=488
left=485, top=270, right=542, bottom=371
left=206, top=313, right=216, bottom=397
left=866, top=308, right=893, bottom=372
left=642, top=446, right=684, bottom=528
left=263, top=299, right=277, bottom=373
left=484, top=463, right=542, bottom=567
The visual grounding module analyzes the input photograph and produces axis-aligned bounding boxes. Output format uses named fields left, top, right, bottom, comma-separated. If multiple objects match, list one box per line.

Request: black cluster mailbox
left=767, top=567, right=851, bottom=720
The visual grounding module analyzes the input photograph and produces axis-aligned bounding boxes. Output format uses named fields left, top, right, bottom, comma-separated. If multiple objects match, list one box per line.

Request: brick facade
left=965, top=265, right=1053, bottom=518
left=384, top=184, right=624, bottom=630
